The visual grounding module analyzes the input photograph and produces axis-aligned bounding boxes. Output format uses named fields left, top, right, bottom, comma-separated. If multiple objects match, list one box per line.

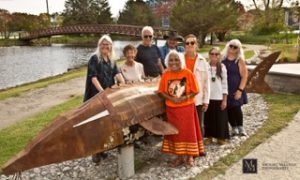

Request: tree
left=247, top=0, right=296, bottom=35
left=118, top=0, right=155, bottom=26
left=170, top=0, right=239, bottom=46
left=63, top=0, right=113, bottom=25
left=145, top=0, right=176, bottom=27
left=0, top=9, right=11, bottom=39
left=210, top=1, right=241, bottom=42
left=291, top=1, right=300, bottom=61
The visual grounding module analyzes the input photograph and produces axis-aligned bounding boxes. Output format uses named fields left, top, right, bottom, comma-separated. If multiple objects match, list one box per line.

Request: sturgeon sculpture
left=2, top=51, right=280, bottom=175
left=2, top=82, right=178, bottom=175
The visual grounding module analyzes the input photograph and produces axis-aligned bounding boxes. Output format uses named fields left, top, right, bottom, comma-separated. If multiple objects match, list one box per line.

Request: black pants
left=196, top=105, right=205, bottom=137
left=227, top=106, right=243, bottom=127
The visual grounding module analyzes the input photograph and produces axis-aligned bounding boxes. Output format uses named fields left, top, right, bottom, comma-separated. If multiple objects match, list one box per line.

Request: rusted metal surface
left=2, top=82, right=176, bottom=175
left=246, top=51, right=281, bottom=93
left=19, top=24, right=176, bottom=41
left=140, top=117, right=178, bottom=135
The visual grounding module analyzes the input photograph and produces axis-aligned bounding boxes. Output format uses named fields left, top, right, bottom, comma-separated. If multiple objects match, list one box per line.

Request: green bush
left=225, top=33, right=297, bottom=45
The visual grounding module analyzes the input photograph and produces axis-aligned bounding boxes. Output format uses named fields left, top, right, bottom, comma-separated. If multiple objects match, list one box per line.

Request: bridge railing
left=19, top=24, right=175, bottom=40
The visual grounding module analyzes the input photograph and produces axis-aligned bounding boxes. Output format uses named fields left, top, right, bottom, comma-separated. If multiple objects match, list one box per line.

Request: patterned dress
left=158, top=69, right=205, bottom=156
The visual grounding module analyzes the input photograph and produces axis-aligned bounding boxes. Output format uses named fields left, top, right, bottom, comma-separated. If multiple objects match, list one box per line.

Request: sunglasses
left=143, top=35, right=153, bottom=39
left=229, top=44, right=239, bottom=49
left=209, top=53, right=220, bottom=56
left=185, top=41, right=195, bottom=46
left=169, top=58, right=180, bottom=61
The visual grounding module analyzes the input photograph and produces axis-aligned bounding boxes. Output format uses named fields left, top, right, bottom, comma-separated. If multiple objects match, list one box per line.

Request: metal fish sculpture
left=2, top=82, right=178, bottom=175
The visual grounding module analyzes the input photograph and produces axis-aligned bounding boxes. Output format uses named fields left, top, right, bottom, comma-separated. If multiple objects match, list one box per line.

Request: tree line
left=1, top=0, right=299, bottom=45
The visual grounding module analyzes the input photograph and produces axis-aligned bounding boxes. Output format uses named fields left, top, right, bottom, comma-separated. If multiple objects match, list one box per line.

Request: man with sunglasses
left=159, top=31, right=185, bottom=65
left=135, top=26, right=165, bottom=78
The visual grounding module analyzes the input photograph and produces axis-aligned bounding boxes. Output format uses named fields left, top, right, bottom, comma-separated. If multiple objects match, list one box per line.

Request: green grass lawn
left=244, top=50, right=255, bottom=59
left=197, top=44, right=226, bottom=53
left=196, top=93, right=300, bottom=179
left=270, top=44, right=298, bottom=62
left=0, top=96, right=83, bottom=171
left=197, top=45, right=255, bottom=59
left=0, top=67, right=86, bottom=101
left=225, top=32, right=298, bottom=45
left=0, top=39, right=27, bottom=46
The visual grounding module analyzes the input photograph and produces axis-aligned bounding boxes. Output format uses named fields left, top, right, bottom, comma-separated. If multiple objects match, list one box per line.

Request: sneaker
left=217, top=139, right=227, bottom=145
left=231, top=127, right=239, bottom=136
left=92, top=153, right=101, bottom=164
left=92, top=152, right=108, bottom=164
left=238, top=126, right=247, bottom=136
left=204, top=137, right=213, bottom=145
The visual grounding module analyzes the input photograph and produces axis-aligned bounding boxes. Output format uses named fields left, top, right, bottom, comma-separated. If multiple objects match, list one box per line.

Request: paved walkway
left=248, top=63, right=300, bottom=76
left=214, top=111, right=300, bottom=180
left=0, top=77, right=85, bottom=130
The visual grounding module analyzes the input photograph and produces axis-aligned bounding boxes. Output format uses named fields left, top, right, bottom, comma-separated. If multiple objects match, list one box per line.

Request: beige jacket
left=193, top=54, right=210, bottom=106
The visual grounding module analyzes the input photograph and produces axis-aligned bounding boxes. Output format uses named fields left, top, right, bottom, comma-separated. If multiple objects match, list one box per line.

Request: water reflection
left=0, top=40, right=165, bottom=90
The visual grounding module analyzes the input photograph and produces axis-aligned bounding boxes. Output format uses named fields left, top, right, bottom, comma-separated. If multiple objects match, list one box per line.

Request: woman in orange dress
left=158, top=50, right=205, bottom=167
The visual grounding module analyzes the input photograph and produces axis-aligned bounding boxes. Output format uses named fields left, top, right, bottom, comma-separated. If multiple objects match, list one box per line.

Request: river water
left=0, top=40, right=165, bottom=90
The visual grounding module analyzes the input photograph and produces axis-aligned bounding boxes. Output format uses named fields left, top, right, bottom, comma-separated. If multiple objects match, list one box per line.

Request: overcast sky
left=0, top=0, right=127, bottom=17
left=0, top=0, right=290, bottom=17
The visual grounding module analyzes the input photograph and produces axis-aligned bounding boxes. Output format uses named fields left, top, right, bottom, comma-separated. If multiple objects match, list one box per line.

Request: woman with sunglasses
left=184, top=34, right=210, bottom=137
left=204, top=47, right=229, bottom=145
left=222, top=39, right=248, bottom=136
left=135, top=26, right=164, bottom=78
left=158, top=50, right=205, bottom=167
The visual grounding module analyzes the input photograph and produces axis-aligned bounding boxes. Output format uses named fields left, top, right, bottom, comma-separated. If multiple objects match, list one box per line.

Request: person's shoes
left=169, top=157, right=184, bottom=167
left=238, top=126, right=247, bottom=136
left=184, top=156, right=194, bottom=167
left=92, top=153, right=101, bottom=164
left=92, top=152, right=108, bottom=164
left=217, top=139, right=227, bottom=145
left=204, top=137, right=213, bottom=145
left=231, top=127, right=239, bottom=137
left=100, top=152, right=108, bottom=159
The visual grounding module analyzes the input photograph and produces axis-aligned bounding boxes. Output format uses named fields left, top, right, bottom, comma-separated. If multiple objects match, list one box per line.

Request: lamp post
left=46, top=0, right=51, bottom=44
left=46, top=0, right=49, bottom=15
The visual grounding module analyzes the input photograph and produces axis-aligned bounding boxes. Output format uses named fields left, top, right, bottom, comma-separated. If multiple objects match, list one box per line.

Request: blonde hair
left=164, top=50, right=185, bottom=69
left=222, top=39, right=245, bottom=62
left=141, top=26, right=154, bottom=37
left=184, top=34, right=198, bottom=49
left=94, top=34, right=115, bottom=61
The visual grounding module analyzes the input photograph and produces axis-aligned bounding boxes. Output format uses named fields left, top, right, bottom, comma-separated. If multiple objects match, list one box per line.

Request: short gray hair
left=141, top=26, right=154, bottom=37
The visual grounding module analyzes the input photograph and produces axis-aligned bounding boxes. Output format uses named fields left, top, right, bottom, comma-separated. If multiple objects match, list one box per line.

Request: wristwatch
left=237, top=88, right=243, bottom=92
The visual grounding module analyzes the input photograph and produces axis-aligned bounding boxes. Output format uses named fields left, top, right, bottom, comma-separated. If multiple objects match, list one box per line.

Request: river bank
left=0, top=35, right=140, bottom=47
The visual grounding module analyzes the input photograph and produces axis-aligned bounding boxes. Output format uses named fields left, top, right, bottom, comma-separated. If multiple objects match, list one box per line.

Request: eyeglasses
left=229, top=44, right=238, bottom=49
left=209, top=53, right=220, bottom=56
left=143, top=35, right=153, bottom=39
left=185, top=41, right=195, bottom=46
left=169, top=58, right=180, bottom=61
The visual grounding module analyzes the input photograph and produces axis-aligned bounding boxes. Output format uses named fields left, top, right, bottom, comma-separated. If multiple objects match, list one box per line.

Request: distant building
left=147, top=0, right=176, bottom=28
left=284, top=8, right=299, bottom=29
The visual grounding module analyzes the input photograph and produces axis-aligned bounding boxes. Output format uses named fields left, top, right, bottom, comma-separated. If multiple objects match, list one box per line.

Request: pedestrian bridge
left=19, top=24, right=175, bottom=41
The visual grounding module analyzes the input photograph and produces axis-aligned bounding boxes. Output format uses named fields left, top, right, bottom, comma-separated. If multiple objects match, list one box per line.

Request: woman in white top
left=204, top=47, right=229, bottom=145
left=120, top=44, right=145, bottom=82
left=184, top=34, right=210, bottom=136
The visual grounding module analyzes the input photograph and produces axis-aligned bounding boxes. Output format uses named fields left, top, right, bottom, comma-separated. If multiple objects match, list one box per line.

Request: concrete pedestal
left=118, top=145, right=135, bottom=179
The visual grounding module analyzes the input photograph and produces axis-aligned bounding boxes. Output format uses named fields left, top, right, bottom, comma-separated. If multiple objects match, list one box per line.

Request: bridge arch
left=19, top=24, right=176, bottom=41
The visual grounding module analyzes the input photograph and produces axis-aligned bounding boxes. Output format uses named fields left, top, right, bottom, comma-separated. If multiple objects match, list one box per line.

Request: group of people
left=83, top=26, right=248, bottom=167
